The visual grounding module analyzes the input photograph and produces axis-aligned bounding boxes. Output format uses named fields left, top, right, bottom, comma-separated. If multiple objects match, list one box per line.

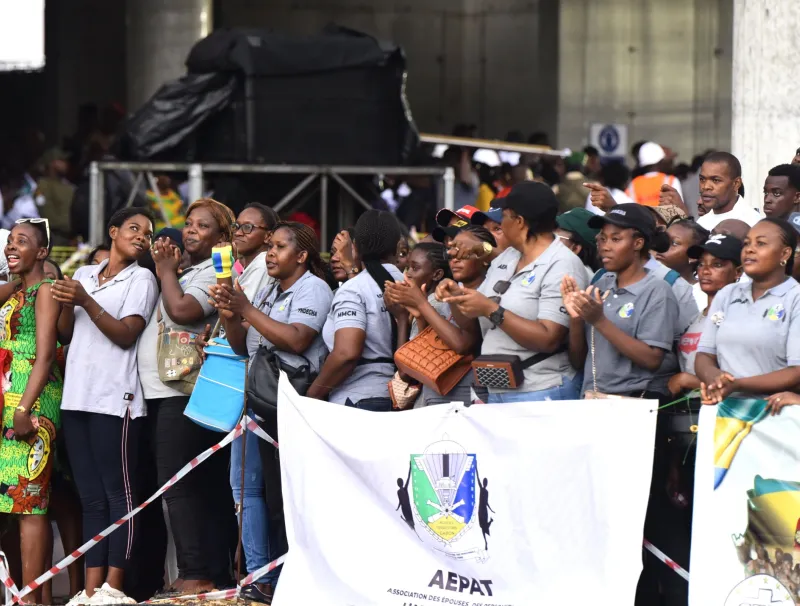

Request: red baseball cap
left=435, top=205, right=480, bottom=227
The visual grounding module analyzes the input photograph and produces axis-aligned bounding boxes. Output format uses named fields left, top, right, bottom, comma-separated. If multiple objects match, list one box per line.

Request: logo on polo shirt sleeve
left=618, top=302, right=634, bottom=318
left=765, top=304, right=785, bottom=321
left=337, top=310, right=358, bottom=318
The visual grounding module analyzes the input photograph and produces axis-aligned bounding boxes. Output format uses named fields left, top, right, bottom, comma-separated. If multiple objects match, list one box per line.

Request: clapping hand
left=209, top=280, right=250, bottom=317
left=52, top=276, right=90, bottom=308
left=151, top=238, right=182, bottom=277
left=443, top=287, right=496, bottom=319
left=435, top=279, right=461, bottom=303
left=565, top=285, right=605, bottom=325
left=385, top=280, right=427, bottom=318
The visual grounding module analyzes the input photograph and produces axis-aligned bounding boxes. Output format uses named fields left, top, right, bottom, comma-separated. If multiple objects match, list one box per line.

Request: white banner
left=690, top=399, right=800, bottom=606
left=273, top=375, right=657, bottom=606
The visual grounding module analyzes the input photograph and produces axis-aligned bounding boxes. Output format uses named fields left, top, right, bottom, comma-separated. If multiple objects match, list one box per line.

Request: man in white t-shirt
left=696, top=151, right=762, bottom=230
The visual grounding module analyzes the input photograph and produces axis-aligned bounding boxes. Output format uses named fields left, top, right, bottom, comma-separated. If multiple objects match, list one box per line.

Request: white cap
left=432, top=144, right=448, bottom=158
left=472, top=149, right=501, bottom=167
left=638, top=142, right=666, bottom=167
left=498, top=151, right=521, bottom=165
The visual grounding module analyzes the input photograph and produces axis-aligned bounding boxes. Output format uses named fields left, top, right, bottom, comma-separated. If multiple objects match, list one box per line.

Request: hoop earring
left=781, top=260, right=787, bottom=267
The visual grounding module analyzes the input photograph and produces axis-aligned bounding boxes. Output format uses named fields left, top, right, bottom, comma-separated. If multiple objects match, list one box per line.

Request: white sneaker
left=66, top=590, right=92, bottom=606
left=86, top=583, right=137, bottom=605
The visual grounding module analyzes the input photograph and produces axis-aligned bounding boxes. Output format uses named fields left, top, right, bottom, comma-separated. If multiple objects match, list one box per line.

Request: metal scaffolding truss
left=89, top=161, right=456, bottom=249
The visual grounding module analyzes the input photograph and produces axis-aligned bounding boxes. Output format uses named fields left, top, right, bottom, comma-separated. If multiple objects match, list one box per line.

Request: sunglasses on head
left=15, top=218, right=50, bottom=248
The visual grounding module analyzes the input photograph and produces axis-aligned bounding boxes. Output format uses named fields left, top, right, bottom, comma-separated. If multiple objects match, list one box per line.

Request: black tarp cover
left=185, top=24, right=402, bottom=76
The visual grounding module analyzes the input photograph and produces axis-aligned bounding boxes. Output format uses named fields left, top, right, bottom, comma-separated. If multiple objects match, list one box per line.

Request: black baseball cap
left=588, top=203, right=657, bottom=240
left=497, top=181, right=559, bottom=227
left=432, top=225, right=462, bottom=243
left=688, top=234, right=743, bottom=263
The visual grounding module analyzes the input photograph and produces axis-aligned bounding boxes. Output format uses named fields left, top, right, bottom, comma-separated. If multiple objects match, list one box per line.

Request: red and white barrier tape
left=643, top=539, right=690, bottom=581
left=248, top=421, right=279, bottom=449
left=7, top=415, right=278, bottom=600
left=0, top=552, right=20, bottom=604
left=240, top=553, right=286, bottom=586
left=144, top=554, right=287, bottom=603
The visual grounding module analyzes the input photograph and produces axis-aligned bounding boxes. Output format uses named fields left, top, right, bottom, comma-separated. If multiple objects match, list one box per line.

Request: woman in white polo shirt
left=53, top=208, right=158, bottom=605
left=696, top=218, right=800, bottom=403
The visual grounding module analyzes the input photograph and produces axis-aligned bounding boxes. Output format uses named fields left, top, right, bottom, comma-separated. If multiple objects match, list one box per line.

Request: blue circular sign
left=598, top=125, right=620, bottom=154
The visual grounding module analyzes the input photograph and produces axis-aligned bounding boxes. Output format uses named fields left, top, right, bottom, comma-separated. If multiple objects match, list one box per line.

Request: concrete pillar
left=731, top=0, right=800, bottom=211
left=126, top=0, right=212, bottom=112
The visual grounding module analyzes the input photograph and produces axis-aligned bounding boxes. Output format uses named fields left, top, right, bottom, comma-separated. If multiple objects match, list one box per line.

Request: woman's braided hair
left=412, top=242, right=453, bottom=283
left=354, top=210, right=403, bottom=346
left=272, top=221, right=327, bottom=280
left=459, top=224, right=497, bottom=248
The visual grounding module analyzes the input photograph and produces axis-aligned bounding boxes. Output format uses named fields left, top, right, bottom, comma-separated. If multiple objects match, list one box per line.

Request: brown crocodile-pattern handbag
left=394, top=324, right=473, bottom=396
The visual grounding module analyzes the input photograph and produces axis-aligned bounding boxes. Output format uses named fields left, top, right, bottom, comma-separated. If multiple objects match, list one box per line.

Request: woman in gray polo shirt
left=136, top=198, right=237, bottom=595
left=308, top=210, right=404, bottom=410
left=53, top=207, right=158, bottom=605
left=210, top=221, right=332, bottom=601
left=562, top=203, right=679, bottom=400
left=696, top=218, right=800, bottom=404
left=443, top=182, right=588, bottom=403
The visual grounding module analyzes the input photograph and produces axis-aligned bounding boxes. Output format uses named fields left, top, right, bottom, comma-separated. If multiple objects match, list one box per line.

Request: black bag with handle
left=246, top=346, right=315, bottom=422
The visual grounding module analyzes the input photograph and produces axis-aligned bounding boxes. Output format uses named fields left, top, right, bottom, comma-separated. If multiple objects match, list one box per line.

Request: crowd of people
left=0, top=132, right=797, bottom=606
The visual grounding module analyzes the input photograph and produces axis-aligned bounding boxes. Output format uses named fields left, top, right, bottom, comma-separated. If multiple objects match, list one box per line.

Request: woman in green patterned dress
left=0, top=219, right=62, bottom=604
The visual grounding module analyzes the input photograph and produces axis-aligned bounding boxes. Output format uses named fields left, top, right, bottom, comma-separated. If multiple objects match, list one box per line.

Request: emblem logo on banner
left=397, top=437, right=494, bottom=562
left=724, top=574, right=794, bottom=606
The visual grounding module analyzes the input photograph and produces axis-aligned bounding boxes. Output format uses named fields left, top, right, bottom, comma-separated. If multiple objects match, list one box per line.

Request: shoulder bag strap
left=519, top=345, right=568, bottom=371
left=590, top=268, right=608, bottom=286
left=663, top=269, right=680, bottom=286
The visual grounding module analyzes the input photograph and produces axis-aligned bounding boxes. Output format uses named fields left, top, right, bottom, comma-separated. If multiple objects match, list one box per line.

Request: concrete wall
left=216, top=0, right=560, bottom=140
left=558, top=0, right=733, bottom=159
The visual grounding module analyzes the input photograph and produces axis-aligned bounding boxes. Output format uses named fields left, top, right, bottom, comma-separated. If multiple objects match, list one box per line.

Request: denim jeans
left=486, top=375, right=580, bottom=403
left=230, top=430, right=274, bottom=580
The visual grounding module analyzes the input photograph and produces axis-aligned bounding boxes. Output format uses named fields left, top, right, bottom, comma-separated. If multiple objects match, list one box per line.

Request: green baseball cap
left=556, top=208, right=600, bottom=249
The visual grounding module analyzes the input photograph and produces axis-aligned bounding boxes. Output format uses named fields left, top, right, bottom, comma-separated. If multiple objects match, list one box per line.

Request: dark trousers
left=635, top=408, right=694, bottom=606
left=62, top=410, right=142, bottom=570
left=150, top=396, right=237, bottom=585
left=123, top=411, right=168, bottom=601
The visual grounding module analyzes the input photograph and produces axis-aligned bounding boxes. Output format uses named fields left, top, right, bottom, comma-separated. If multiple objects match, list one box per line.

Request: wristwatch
left=488, top=305, right=506, bottom=328
left=481, top=242, right=493, bottom=256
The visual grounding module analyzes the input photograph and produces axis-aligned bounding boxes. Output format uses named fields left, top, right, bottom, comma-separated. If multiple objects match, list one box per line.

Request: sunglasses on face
left=488, top=279, right=510, bottom=304
left=233, top=222, right=268, bottom=235
left=15, top=218, right=50, bottom=248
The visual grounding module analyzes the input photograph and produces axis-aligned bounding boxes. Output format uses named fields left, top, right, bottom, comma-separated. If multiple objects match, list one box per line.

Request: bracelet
left=15, top=405, right=26, bottom=414
left=93, top=308, right=106, bottom=322
left=212, top=245, right=235, bottom=279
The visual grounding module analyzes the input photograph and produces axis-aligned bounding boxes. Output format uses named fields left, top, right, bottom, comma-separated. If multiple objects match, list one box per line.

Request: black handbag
left=246, top=346, right=316, bottom=422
